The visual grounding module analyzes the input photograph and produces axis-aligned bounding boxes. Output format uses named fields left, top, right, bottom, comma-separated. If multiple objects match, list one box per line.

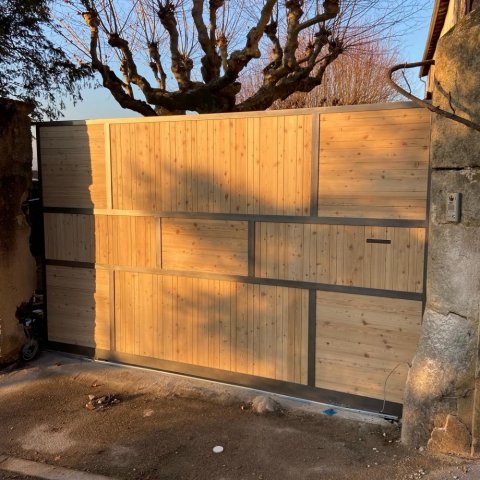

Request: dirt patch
left=0, top=353, right=474, bottom=480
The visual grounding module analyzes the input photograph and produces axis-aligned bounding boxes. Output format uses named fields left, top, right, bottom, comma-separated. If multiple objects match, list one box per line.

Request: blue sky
left=60, top=1, right=434, bottom=121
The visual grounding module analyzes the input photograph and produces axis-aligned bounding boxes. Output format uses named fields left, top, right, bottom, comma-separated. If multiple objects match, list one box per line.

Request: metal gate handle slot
left=366, top=239, right=392, bottom=244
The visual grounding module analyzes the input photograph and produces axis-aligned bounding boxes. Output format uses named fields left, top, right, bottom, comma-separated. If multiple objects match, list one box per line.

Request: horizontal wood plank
left=318, top=108, right=430, bottom=220
left=255, top=223, right=425, bottom=293
left=40, top=124, right=106, bottom=208
left=315, top=291, right=422, bottom=403
left=162, top=218, right=248, bottom=275
left=44, top=213, right=161, bottom=269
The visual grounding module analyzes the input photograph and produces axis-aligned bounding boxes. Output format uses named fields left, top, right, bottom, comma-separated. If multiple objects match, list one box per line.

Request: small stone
left=88, top=394, right=95, bottom=401
left=213, top=446, right=224, bottom=454
left=251, top=396, right=280, bottom=414
left=418, top=446, right=424, bottom=452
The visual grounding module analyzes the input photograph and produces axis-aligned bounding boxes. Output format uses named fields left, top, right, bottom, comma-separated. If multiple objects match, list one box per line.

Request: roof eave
left=420, top=0, right=450, bottom=77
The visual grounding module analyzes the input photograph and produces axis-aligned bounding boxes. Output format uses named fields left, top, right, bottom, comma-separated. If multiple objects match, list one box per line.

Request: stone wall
left=401, top=8, right=480, bottom=455
left=0, top=100, right=36, bottom=365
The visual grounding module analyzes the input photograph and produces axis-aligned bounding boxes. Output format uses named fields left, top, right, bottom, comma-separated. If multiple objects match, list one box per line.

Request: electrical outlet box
left=446, top=192, right=461, bottom=223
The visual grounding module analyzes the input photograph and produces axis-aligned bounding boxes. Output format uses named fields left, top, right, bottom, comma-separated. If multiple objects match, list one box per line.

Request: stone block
left=401, top=309, right=477, bottom=446
left=426, top=223, right=480, bottom=319
left=428, top=414, right=472, bottom=456
left=430, top=9, right=480, bottom=169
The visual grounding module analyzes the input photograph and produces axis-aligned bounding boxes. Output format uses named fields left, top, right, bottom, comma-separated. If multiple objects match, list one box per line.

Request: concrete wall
left=402, top=8, right=480, bottom=455
left=0, top=100, right=36, bottom=365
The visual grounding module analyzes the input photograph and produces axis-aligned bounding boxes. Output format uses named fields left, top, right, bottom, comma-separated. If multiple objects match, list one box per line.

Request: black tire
left=22, top=339, right=39, bottom=361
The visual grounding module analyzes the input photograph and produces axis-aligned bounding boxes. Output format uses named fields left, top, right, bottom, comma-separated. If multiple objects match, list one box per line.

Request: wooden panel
left=162, top=218, right=248, bottom=275
left=47, top=266, right=110, bottom=349
left=318, top=108, right=430, bottom=219
left=110, top=115, right=312, bottom=215
left=255, top=223, right=425, bottom=293
left=44, top=213, right=161, bottom=268
left=44, top=213, right=94, bottom=263
left=40, top=125, right=106, bottom=208
left=114, top=272, right=309, bottom=384
left=315, top=291, right=422, bottom=403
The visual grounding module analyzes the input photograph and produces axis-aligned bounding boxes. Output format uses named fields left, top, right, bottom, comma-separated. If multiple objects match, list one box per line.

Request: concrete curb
left=0, top=454, right=116, bottom=480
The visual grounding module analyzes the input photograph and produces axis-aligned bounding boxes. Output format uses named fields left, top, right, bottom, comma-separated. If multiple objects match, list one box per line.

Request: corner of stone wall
left=401, top=8, right=480, bottom=456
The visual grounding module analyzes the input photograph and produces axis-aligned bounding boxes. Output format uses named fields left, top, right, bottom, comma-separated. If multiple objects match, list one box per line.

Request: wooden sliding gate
left=38, top=102, right=431, bottom=416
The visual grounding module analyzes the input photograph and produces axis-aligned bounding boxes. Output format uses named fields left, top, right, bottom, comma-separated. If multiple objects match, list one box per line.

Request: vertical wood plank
left=104, top=122, right=112, bottom=209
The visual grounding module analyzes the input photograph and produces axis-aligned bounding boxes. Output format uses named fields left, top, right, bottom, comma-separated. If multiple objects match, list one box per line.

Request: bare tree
left=55, top=0, right=423, bottom=115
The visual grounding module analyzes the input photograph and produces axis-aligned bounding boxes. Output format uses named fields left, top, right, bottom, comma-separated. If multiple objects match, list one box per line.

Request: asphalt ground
left=0, top=352, right=477, bottom=480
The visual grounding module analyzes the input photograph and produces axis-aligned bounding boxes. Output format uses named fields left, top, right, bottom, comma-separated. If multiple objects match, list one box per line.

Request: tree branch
left=217, top=33, right=228, bottom=73
left=296, top=0, right=339, bottom=32
left=225, top=0, right=277, bottom=78
left=263, top=20, right=283, bottom=77
left=82, top=9, right=157, bottom=116
left=237, top=47, right=341, bottom=112
left=148, top=41, right=167, bottom=90
left=282, top=0, right=304, bottom=70
left=265, top=25, right=333, bottom=89
left=119, top=58, right=134, bottom=97
left=107, top=32, right=154, bottom=94
left=191, top=0, right=222, bottom=81
left=387, top=61, right=480, bottom=132
left=158, top=1, right=193, bottom=90
left=209, top=0, right=223, bottom=47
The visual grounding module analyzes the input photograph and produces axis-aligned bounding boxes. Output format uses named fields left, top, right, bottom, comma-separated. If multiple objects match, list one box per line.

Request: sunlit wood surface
left=40, top=103, right=430, bottom=404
